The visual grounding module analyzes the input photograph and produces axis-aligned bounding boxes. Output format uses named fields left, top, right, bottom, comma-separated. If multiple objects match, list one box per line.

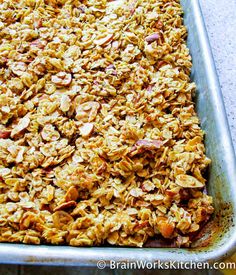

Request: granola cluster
left=0, top=0, right=214, bottom=247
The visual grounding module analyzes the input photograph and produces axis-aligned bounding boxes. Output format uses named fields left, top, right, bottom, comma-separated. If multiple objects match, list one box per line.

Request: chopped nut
left=136, top=139, right=163, bottom=149
left=60, top=94, right=71, bottom=112
left=41, top=124, right=60, bottom=141
left=145, top=33, right=160, bottom=43
left=175, top=175, right=205, bottom=188
left=46, top=185, right=55, bottom=202
left=76, top=101, right=100, bottom=122
left=30, top=39, right=46, bottom=49
left=94, top=34, right=113, bottom=46
left=130, top=188, right=144, bottom=197
left=11, top=116, right=30, bottom=138
left=79, top=123, right=94, bottom=137
left=51, top=72, right=72, bottom=87
left=97, top=162, right=107, bottom=175
left=129, top=139, right=163, bottom=156
left=155, top=19, right=163, bottom=29
left=134, top=221, right=149, bottom=231
left=10, top=62, right=27, bottom=76
left=33, top=18, right=43, bottom=29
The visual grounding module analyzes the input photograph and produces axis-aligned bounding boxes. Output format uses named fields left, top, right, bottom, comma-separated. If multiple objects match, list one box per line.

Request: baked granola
left=0, top=0, right=214, bottom=247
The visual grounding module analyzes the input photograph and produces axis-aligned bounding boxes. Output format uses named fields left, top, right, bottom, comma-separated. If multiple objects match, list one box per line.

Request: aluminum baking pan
left=0, top=0, right=236, bottom=265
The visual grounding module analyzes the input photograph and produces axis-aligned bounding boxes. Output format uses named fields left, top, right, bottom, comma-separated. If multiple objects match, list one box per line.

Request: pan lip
left=0, top=0, right=236, bottom=265
left=0, top=241, right=236, bottom=265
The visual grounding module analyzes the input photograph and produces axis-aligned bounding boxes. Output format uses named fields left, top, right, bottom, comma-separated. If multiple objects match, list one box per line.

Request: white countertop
left=199, top=0, right=236, bottom=150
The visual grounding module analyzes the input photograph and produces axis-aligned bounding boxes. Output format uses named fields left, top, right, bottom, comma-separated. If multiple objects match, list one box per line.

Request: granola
left=0, top=0, right=214, bottom=247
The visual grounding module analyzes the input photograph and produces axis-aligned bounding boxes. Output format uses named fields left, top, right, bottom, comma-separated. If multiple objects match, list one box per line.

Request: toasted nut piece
left=175, top=175, right=204, bottom=188
left=11, top=116, right=30, bottom=138
left=41, top=124, right=60, bottom=141
left=129, top=139, right=163, bottom=157
left=54, top=201, right=77, bottom=211
left=136, top=139, right=163, bottom=149
left=165, top=188, right=179, bottom=198
left=76, top=101, right=100, bottom=122
left=79, top=123, right=94, bottom=137
left=60, top=94, right=71, bottom=112
left=156, top=217, right=175, bottom=239
left=10, top=62, right=27, bottom=76
left=65, top=186, right=79, bottom=202
left=105, top=64, right=117, bottom=76
left=145, top=33, right=160, bottom=43
left=51, top=72, right=72, bottom=87
left=130, top=188, right=144, bottom=197
left=30, top=39, right=46, bottom=49
left=94, top=34, right=113, bottom=46
left=0, top=130, right=11, bottom=139
left=111, top=41, right=119, bottom=49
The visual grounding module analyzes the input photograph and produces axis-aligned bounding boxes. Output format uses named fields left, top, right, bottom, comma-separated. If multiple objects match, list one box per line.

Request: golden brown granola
left=0, top=0, right=214, bottom=247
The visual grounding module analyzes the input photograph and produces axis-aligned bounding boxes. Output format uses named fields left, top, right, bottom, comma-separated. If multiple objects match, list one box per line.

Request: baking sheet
left=0, top=0, right=236, bottom=265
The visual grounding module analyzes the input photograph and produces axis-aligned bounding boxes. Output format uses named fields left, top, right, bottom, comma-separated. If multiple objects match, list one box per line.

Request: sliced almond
left=30, top=39, right=46, bottom=49
left=41, top=124, right=60, bottom=141
left=10, top=62, right=27, bottom=76
left=60, top=94, right=71, bottom=112
left=145, top=33, right=160, bottom=43
left=129, top=139, right=163, bottom=157
left=76, top=101, right=100, bottom=122
left=94, top=34, right=113, bottom=46
left=136, top=139, right=163, bottom=149
left=51, top=72, right=72, bottom=87
left=130, top=188, right=144, bottom=197
left=11, top=116, right=30, bottom=138
left=111, top=40, right=119, bottom=49
left=175, top=174, right=204, bottom=188
left=79, top=123, right=94, bottom=137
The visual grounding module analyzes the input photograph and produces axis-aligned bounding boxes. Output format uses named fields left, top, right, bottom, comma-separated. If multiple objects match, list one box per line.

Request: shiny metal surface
left=0, top=0, right=236, bottom=265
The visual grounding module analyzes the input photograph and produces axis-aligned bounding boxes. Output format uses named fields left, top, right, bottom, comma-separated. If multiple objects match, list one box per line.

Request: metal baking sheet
left=1, top=0, right=236, bottom=265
